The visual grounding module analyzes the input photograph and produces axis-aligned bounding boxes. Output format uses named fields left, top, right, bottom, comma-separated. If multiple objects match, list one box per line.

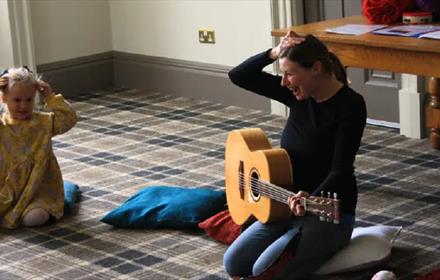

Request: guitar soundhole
left=250, top=170, right=260, bottom=201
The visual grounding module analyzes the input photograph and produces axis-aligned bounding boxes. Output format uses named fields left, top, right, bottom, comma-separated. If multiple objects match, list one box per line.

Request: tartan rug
left=0, top=89, right=439, bottom=280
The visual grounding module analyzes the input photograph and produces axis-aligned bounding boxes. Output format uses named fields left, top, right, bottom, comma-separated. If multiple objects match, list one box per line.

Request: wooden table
left=272, top=15, right=440, bottom=149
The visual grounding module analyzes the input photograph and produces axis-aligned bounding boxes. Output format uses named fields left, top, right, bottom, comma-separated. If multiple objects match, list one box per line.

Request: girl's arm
left=38, top=81, right=77, bottom=136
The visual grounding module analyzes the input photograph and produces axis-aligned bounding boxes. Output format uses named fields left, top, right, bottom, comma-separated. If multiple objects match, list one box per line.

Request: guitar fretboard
left=239, top=172, right=321, bottom=207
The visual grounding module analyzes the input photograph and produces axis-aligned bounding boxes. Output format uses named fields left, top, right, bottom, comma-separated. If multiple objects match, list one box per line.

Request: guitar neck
left=252, top=178, right=341, bottom=223
left=254, top=180, right=330, bottom=210
left=254, top=180, right=295, bottom=205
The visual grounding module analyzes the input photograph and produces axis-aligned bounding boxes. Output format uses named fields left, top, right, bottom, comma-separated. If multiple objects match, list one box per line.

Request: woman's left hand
left=36, top=80, right=54, bottom=99
left=287, top=191, right=310, bottom=216
left=269, top=30, right=304, bottom=60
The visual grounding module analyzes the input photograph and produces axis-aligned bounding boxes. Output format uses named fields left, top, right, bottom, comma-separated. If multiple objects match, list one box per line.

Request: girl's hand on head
left=36, top=80, right=54, bottom=99
left=270, top=30, right=304, bottom=60
left=287, top=190, right=309, bottom=216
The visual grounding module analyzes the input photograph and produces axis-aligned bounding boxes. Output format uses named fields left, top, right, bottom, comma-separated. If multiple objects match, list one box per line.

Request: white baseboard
left=367, top=118, right=400, bottom=129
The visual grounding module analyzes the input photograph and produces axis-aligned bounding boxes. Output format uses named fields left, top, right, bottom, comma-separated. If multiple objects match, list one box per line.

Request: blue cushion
left=64, top=181, right=79, bottom=213
left=100, top=186, right=226, bottom=229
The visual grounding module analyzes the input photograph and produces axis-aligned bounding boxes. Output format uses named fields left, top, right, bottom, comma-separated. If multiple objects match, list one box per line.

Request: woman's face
left=2, top=82, right=36, bottom=120
left=279, top=57, right=316, bottom=101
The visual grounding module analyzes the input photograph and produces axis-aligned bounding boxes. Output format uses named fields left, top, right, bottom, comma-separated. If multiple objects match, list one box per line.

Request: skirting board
left=36, top=51, right=270, bottom=112
left=36, top=52, right=114, bottom=97
left=112, top=51, right=270, bottom=112
left=367, top=118, right=399, bottom=129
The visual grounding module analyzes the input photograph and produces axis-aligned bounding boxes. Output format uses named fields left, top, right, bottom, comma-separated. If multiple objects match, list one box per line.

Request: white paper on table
left=325, top=24, right=387, bottom=35
left=418, top=30, right=440, bottom=40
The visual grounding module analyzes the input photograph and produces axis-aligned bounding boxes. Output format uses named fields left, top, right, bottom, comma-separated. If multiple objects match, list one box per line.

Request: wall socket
left=199, top=30, right=215, bottom=44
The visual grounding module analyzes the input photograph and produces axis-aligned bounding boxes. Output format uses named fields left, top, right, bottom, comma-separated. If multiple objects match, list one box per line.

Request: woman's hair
left=279, top=34, right=348, bottom=86
left=0, top=66, right=38, bottom=95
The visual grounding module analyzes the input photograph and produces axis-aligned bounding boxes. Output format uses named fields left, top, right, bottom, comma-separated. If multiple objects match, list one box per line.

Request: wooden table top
left=272, top=15, right=440, bottom=78
left=271, top=15, right=440, bottom=54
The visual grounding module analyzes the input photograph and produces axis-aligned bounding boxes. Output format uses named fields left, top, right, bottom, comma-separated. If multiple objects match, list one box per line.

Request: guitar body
left=225, top=128, right=294, bottom=225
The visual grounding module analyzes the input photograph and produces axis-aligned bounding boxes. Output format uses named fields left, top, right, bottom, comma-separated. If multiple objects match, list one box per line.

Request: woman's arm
left=312, top=93, right=367, bottom=199
left=229, top=32, right=303, bottom=106
left=229, top=49, right=294, bottom=106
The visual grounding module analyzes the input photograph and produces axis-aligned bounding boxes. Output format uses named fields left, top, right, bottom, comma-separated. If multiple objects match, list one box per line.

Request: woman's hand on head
left=287, top=190, right=309, bottom=216
left=36, top=80, right=54, bottom=99
left=270, top=30, right=304, bottom=60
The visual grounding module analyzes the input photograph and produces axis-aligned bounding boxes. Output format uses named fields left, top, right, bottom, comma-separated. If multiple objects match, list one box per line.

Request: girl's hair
left=0, top=66, right=38, bottom=94
left=279, top=34, right=348, bottom=86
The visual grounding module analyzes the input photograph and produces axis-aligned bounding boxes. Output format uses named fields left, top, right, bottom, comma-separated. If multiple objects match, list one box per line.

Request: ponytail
left=327, top=52, right=348, bottom=86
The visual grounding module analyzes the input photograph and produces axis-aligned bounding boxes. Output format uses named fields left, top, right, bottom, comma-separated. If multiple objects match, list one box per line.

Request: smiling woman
left=224, top=33, right=367, bottom=279
left=278, top=34, right=348, bottom=103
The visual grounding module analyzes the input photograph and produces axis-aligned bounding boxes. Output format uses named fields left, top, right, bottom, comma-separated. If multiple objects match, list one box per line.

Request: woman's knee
left=224, top=247, right=251, bottom=277
left=223, top=247, right=238, bottom=276
left=22, top=208, right=50, bottom=227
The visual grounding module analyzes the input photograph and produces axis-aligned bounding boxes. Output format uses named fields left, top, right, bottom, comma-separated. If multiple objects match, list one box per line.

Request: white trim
left=398, top=74, right=425, bottom=139
left=7, top=0, right=36, bottom=70
left=367, top=118, right=400, bottom=129
left=0, top=1, right=14, bottom=68
left=271, top=99, right=289, bottom=116
left=269, top=0, right=303, bottom=117
left=6, top=0, right=39, bottom=105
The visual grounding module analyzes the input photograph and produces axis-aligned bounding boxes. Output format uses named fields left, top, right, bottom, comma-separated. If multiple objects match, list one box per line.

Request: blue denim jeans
left=223, top=214, right=354, bottom=279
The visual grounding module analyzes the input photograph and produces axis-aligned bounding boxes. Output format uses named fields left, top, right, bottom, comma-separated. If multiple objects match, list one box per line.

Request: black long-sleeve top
left=228, top=50, right=366, bottom=215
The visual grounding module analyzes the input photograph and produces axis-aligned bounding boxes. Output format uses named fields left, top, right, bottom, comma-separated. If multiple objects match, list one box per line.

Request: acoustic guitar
left=225, top=128, right=341, bottom=225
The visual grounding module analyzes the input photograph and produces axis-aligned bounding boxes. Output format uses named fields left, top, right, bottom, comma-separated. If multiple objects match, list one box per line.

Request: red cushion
left=198, top=210, right=242, bottom=245
left=245, top=251, right=294, bottom=280
left=414, top=268, right=440, bottom=280
left=362, top=0, right=416, bottom=24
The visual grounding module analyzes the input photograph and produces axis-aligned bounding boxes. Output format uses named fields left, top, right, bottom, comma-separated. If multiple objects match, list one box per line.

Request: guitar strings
left=239, top=172, right=292, bottom=200
left=239, top=174, right=291, bottom=203
left=238, top=172, right=325, bottom=206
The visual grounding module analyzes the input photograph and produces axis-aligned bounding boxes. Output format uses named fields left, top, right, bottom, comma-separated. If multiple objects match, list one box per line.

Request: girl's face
left=279, top=57, right=316, bottom=101
left=2, top=83, right=36, bottom=120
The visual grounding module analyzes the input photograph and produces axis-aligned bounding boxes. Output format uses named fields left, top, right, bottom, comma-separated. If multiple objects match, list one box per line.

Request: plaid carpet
left=0, top=89, right=439, bottom=280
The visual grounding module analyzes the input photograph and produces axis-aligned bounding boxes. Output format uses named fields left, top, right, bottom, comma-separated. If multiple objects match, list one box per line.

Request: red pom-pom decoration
left=363, top=0, right=416, bottom=24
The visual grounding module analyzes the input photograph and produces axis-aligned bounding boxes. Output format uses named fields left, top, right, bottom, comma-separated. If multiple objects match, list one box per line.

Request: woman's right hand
left=269, top=30, right=304, bottom=60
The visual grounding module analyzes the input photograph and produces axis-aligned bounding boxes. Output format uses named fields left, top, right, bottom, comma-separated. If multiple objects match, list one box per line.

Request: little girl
left=0, top=66, right=77, bottom=229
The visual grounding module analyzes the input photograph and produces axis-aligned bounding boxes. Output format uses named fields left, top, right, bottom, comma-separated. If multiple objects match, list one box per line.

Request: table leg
left=426, top=77, right=440, bottom=149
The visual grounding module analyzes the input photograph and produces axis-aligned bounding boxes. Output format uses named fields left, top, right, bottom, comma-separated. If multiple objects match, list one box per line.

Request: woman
left=223, top=32, right=367, bottom=279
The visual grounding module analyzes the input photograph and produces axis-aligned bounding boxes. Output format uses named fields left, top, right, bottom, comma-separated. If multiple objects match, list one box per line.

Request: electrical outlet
left=199, top=30, right=215, bottom=44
